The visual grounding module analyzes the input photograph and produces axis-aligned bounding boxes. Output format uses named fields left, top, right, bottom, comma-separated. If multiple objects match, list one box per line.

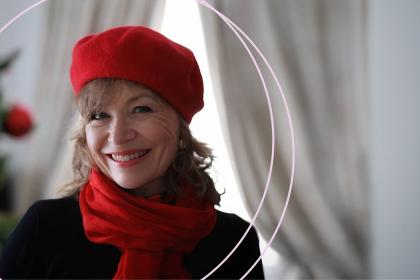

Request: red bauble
left=4, top=104, right=33, bottom=137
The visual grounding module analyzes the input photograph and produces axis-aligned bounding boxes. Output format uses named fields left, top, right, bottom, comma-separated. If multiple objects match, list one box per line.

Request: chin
left=115, top=179, right=144, bottom=190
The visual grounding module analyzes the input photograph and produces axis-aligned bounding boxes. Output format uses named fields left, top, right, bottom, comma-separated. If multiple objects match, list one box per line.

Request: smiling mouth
left=107, top=150, right=151, bottom=162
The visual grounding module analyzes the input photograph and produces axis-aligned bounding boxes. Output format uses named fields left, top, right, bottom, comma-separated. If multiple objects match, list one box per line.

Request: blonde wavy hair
left=60, top=79, right=221, bottom=205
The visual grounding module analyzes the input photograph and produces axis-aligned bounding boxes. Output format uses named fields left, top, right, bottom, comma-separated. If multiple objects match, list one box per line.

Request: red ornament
left=3, top=104, right=33, bottom=137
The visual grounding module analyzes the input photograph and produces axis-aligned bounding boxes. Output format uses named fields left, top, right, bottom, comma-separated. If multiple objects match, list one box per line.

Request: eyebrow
left=126, top=92, right=163, bottom=104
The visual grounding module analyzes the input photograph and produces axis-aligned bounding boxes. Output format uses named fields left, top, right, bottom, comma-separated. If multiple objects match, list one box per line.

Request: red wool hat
left=70, top=26, right=204, bottom=123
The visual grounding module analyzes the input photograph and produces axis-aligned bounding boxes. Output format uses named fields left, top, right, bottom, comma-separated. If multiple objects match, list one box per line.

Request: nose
left=108, top=117, right=136, bottom=145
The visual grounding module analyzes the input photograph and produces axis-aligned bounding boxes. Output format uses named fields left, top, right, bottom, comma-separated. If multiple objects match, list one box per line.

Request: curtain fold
left=14, top=0, right=167, bottom=214
left=199, top=0, right=369, bottom=278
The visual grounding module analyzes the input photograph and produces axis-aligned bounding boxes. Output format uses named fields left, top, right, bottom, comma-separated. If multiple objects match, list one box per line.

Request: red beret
left=70, top=26, right=204, bottom=123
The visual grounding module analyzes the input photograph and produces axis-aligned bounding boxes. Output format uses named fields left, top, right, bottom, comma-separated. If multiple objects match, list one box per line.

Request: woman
left=0, top=26, right=264, bottom=279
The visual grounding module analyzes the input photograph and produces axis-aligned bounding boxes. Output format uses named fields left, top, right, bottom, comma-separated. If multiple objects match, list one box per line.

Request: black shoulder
left=0, top=197, right=82, bottom=278
left=28, top=197, right=82, bottom=233
left=30, top=196, right=79, bottom=214
left=215, top=210, right=254, bottom=233
left=31, top=196, right=79, bottom=216
left=185, top=210, right=265, bottom=279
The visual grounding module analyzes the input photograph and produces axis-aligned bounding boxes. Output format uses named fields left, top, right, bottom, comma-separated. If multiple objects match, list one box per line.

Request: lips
left=106, top=149, right=151, bottom=163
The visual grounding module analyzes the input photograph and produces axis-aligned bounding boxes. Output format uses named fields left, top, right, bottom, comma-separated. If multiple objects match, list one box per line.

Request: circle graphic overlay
left=195, top=1, right=295, bottom=279
left=0, top=0, right=296, bottom=279
left=0, top=0, right=47, bottom=34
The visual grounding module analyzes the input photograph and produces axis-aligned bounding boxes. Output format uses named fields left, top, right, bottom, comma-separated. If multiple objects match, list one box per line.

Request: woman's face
left=84, top=81, right=180, bottom=196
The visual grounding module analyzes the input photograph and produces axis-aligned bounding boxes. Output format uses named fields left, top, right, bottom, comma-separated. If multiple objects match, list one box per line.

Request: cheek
left=85, top=129, right=95, bottom=152
left=150, top=126, right=177, bottom=148
left=141, top=118, right=179, bottom=151
left=85, top=127, right=103, bottom=156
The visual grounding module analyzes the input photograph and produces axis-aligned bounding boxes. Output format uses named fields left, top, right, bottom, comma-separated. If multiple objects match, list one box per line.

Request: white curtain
left=199, top=0, right=369, bottom=278
left=14, top=0, right=167, bottom=214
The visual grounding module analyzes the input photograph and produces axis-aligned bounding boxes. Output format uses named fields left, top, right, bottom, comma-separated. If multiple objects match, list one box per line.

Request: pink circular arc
left=0, top=0, right=296, bottom=279
left=195, top=1, right=295, bottom=279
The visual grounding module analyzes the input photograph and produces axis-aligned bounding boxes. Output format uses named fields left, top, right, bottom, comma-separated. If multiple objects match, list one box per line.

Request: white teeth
left=111, top=150, right=148, bottom=162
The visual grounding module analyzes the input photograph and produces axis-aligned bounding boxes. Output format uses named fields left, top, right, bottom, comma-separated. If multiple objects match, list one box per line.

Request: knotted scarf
left=79, top=170, right=216, bottom=279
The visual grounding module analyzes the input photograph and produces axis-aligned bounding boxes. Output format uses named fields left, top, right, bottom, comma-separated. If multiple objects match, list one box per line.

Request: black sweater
left=0, top=197, right=264, bottom=279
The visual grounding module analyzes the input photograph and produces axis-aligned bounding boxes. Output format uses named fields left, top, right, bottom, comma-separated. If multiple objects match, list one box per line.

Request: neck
left=124, top=176, right=167, bottom=198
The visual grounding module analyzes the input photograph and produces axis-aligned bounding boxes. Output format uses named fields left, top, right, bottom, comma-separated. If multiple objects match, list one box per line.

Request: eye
left=133, top=106, right=152, bottom=113
left=90, top=112, right=109, bottom=121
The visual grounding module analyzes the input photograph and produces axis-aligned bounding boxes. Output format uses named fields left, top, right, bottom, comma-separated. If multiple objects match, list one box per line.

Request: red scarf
left=79, top=170, right=216, bottom=279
